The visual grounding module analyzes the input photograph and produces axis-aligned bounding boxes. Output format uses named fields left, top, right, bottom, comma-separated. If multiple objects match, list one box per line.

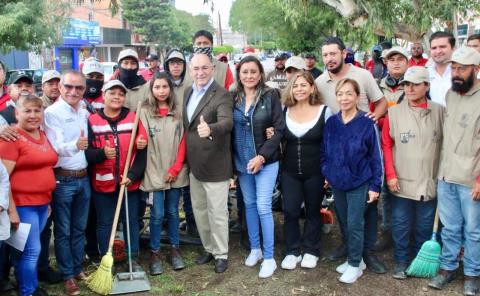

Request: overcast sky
left=175, top=0, right=233, bottom=29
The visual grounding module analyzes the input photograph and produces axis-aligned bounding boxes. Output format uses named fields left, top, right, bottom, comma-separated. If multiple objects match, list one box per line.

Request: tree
left=283, top=0, right=480, bottom=43
left=174, top=10, right=215, bottom=36
left=0, top=0, right=69, bottom=53
left=122, top=0, right=191, bottom=54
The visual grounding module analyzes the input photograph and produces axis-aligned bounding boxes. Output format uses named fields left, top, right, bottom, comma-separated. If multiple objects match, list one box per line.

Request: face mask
left=85, top=79, right=103, bottom=99
left=119, top=68, right=139, bottom=89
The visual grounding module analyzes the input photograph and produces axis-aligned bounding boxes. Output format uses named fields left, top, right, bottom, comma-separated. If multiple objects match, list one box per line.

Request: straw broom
left=86, top=102, right=143, bottom=295
left=406, top=208, right=441, bottom=278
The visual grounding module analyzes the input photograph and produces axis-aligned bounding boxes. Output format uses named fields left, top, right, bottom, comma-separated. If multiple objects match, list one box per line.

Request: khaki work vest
left=380, top=78, right=404, bottom=106
left=389, top=100, right=444, bottom=201
left=138, top=106, right=189, bottom=192
left=124, top=83, right=150, bottom=112
left=438, top=84, right=480, bottom=187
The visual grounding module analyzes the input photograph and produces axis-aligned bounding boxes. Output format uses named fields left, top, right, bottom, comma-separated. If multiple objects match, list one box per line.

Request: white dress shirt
left=429, top=63, right=452, bottom=107
left=186, top=78, right=214, bottom=123
left=44, top=97, right=89, bottom=170
left=0, top=161, right=10, bottom=240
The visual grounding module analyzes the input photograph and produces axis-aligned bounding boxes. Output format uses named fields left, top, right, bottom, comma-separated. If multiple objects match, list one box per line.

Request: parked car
left=6, top=69, right=45, bottom=96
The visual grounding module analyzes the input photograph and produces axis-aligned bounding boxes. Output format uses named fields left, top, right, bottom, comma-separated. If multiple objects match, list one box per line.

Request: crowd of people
left=0, top=29, right=479, bottom=296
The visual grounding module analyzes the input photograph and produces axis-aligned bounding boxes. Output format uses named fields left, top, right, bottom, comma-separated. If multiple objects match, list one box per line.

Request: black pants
left=85, top=198, right=99, bottom=258
left=281, top=171, right=324, bottom=257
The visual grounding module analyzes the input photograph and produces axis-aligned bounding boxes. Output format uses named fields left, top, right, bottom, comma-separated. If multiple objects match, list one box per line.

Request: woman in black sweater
left=280, top=72, right=332, bottom=270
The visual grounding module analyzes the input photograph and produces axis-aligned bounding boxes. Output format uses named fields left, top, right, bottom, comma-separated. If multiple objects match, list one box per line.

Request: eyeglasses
left=63, top=84, right=86, bottom=91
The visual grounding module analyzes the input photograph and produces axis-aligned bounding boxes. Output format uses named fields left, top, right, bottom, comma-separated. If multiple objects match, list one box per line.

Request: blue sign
left=63, top=18, right=101, bottom=45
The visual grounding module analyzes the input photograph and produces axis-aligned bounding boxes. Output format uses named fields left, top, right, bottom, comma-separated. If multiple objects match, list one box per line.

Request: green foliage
left=229, top=0, right=376, bottom=53
left=213, top=45, right=234, bottom=55
left=122, top=0, right=192, bottom=50
left=174, top=10, right=215, bottom=36
left=0, top=0, right=69, bottom=53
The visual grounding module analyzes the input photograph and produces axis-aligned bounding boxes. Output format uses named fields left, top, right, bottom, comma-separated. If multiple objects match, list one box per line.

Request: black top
left=0, top=105, right=16, bottom=125
left=282, top=106, right=327, bottom=176
left=308, top=68, right=323, bottom=80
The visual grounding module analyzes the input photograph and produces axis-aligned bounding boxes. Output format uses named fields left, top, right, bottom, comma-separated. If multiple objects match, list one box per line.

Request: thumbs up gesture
left=136, top=134, right=147, bottom=150
left=104, top=141, right=116, bottom=160
left=76, top=130, right=88, bottom=150
left=197, top=115, right=211, bottom=138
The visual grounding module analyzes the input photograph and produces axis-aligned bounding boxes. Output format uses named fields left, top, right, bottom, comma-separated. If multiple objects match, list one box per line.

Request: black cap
left=304, top=53, right=317, bottom=60
left=274, top=53, right=289, bottom=61
left=146, top=54, right=159, bottom=61
left=10, top=71, right=33, bottom=84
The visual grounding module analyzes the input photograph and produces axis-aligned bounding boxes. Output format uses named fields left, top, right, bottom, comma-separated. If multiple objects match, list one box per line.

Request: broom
left=87, top=101, right=143, bottom=295
left=406, top=207, right=441, bottom=278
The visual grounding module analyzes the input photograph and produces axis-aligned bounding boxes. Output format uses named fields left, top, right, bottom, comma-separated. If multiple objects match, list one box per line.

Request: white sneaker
left=281, top=255, right=302, bottom=270
left=339, top=265, right=363, bottom=284
left=259, top=259, right=277, bottom=278
left=300, top=253, right=319, bottom=269
left=245, top=249, right=263, bottom=267
left=336, top=259, right=366, bottom=274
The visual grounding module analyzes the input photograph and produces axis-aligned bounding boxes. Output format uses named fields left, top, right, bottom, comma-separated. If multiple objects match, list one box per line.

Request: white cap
left=42, top=70, right=61, bottom=84
left=285, top=56, right=306, bottom=71
left=449, top=46, right=480, bottom=66
left=82, top=58, right=104, bottom=75
left=102, top=79, right=127, bottom=93
left=117, top=48, right=139, bottom=63
left=385, top=46, right=409, bottom=60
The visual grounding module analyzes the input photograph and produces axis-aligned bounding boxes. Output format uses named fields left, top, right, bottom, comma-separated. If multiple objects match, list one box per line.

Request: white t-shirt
left=286, top=105, right=332, bottom=138
left=428, top=63, right=452, bottom=107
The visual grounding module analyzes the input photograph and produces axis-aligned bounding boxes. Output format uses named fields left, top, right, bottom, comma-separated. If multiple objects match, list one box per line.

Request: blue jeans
left=150, top=189, right=181, bottom=251
left=52, top=175, right=90, bottom=280
left=333, top=183, right=369, bottom=267
left=391, top=195, right=436, bottom=263
left=238, top=162, right=278, bottom=259
left=94, top=190, right=140, bottom=256
left=438, top=180, right=480, bottom=276
left=11, top=205, right=48, bottom=296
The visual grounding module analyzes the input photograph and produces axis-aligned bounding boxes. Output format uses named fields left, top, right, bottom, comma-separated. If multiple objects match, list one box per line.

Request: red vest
left=88, top=111, right=140, bottom=193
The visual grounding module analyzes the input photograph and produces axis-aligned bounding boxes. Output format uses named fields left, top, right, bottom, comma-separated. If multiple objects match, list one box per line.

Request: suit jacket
left=183, top=80, right=233, bottom=182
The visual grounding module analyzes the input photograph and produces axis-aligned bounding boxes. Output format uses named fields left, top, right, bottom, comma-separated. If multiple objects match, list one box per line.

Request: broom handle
left=106, top=101, right=143, bottom=254
left=432, top=207, right=440, bottom=236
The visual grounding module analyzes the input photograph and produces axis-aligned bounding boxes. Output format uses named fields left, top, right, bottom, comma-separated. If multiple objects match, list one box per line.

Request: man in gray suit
left=183, top=53, right=233, bottom=273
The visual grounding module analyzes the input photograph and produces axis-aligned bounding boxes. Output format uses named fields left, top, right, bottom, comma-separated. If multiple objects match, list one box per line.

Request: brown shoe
left=74, top=272, right=88, bottom=281
left=170, top=247, right=185, bottom=270
left=64, top=279, right=80, bottom=296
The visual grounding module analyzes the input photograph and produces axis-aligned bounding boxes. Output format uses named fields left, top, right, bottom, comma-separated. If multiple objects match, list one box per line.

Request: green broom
left=406, top=208, right=441, bottom=278
left=86, top=101, right=142, bottom=295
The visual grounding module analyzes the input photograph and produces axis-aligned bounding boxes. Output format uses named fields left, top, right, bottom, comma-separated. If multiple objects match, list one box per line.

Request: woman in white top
left=280, top=71, right=331, bottom=270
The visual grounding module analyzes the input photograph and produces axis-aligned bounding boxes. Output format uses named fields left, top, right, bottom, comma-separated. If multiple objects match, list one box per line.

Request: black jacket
left=231, top=87, right=285, bottom=164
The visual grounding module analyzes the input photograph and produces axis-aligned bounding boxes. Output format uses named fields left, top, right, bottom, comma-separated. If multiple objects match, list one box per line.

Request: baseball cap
left=166, top=50, right=185, bottom=62
left=42, top=70, right=61, bottom=84
left=274, top=53, right=289, bottom=61
left=449, top=46, right=480, bottom=66
left=285, top=56, right=307, bottom=71
left=102, top=79, right=127, bottom=93
left=385, top=46, right=409, bottom=60
left=10, top=71, right=33, bottom=84
left=346, top=48, right=355, bottom=55
left=146, top=54, right=159, bottom=61
left=399, top=66, right=430, bottom=84
left=372, top=45, right=382, bottom=52
left=117, top=48, right=139, bottom=63
left=82, top=58, right=104, bottom=75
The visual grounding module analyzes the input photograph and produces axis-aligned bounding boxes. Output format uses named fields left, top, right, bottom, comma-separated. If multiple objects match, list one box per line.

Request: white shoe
left=259, top=259, right=277, bottom=278
left=281, top=255, right=302, bottom=270
left=339, top=265, right=363, bottom=284
left=245, top=249, right=263, bottom=267
left=300, top=253, right=319, bottom=269
left=336, top=259, right=366, bottom=274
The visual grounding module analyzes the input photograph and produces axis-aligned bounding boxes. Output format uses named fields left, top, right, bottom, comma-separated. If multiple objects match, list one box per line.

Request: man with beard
left=116, top=48, right=149, bottom=112
left=266, top=53, right=289, bottom=89
left=315, top=36, right=388, bottom=275
left=41, top=70, right=61, bottom=108
left=82, top=58, right=105, bottom=113
left=428, top=46, right=480, bottom=296
left=409, top=42, right=428, bottom=67
left=428, top=31, right=455, bottom=107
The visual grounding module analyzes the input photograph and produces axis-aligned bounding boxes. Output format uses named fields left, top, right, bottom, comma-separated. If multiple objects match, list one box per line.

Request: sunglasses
left=63, top=84, right=86, bottom=91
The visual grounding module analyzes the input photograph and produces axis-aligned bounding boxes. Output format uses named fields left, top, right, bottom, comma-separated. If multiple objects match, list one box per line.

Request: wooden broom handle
left=107, top=101, right=143, bottom=253
left=432, top=207, right=440, bottom=233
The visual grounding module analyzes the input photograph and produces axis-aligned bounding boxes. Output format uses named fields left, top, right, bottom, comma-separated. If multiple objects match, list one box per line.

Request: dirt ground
left=4, top=212, right=465, bottom=296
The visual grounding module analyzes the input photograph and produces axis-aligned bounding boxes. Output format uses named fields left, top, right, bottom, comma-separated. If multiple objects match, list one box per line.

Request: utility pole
left=218, top=11, right=223, bottom=46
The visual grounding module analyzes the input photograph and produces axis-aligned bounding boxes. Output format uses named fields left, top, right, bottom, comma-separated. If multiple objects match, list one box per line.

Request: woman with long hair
left=231, top=55, right=285, bottom=278
left=139, top=72, right=188, bottom=275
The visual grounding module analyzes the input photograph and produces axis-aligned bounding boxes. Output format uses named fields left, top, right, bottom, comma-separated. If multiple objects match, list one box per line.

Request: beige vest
left=389, top=100, right=444, bottom=201
left=380, top=78, right=404, bottom=105
left=41, top=94, right=55, bottom=108
left=438, top=83, right=480, bottom=187
left=124, top=83, right=150, bottom=112
left=139, top=106, right=189, bottom=191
